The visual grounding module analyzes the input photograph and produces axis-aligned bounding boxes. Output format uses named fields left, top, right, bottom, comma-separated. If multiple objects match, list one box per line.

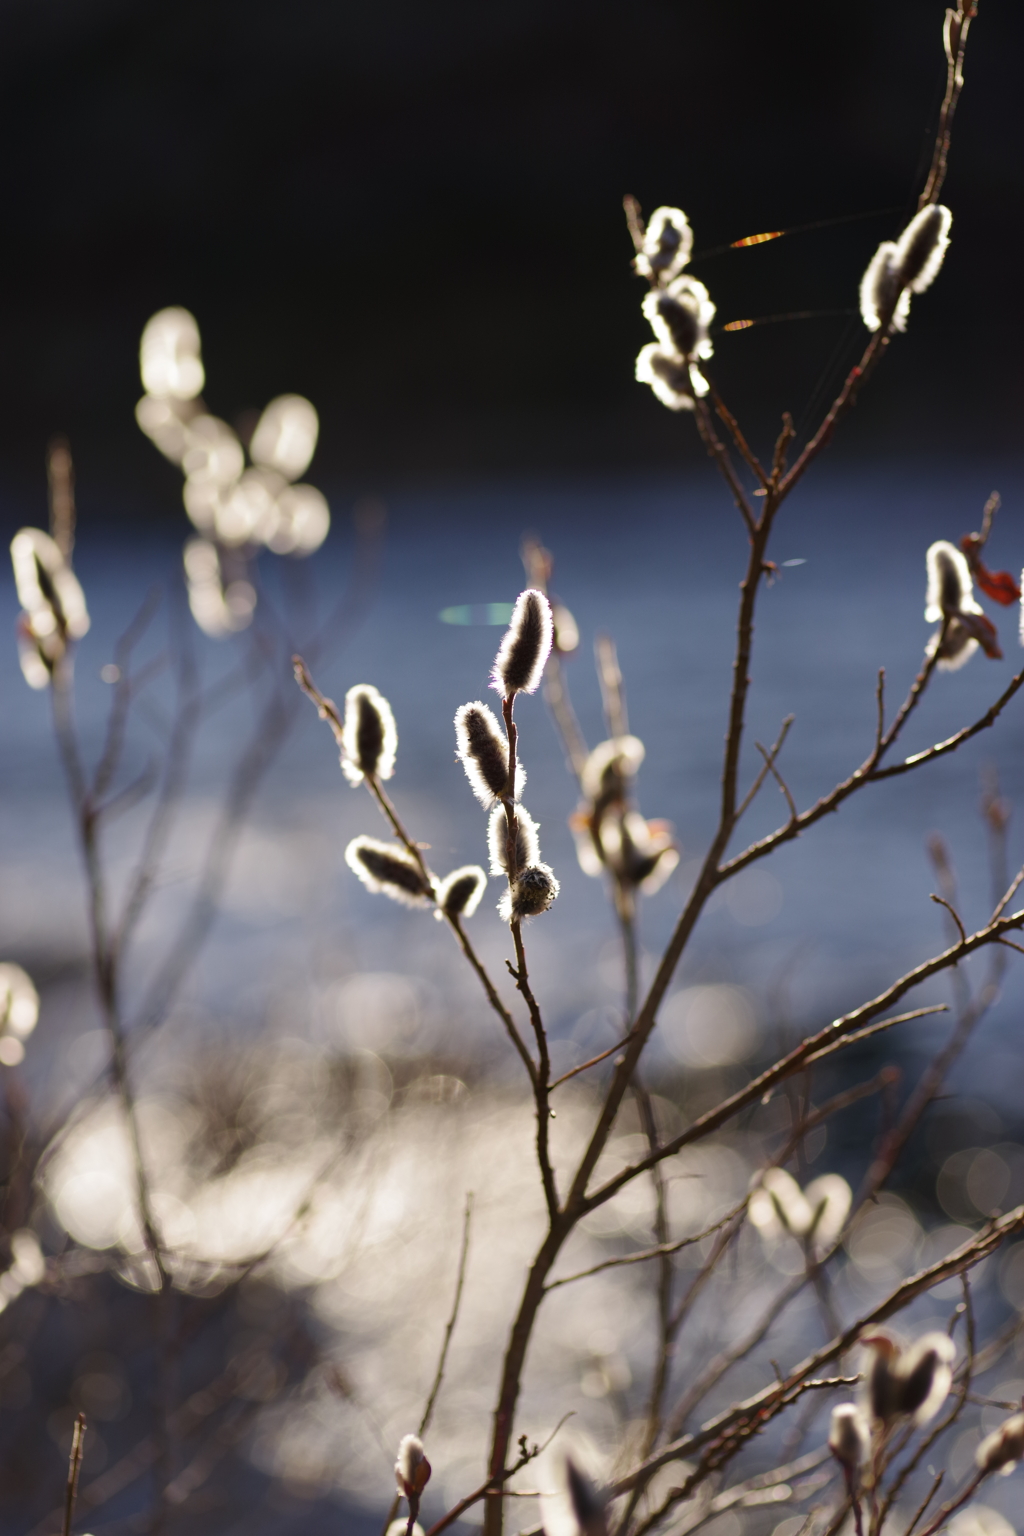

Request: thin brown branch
left=596, top=633, right=629, bottom=740
left=63, top=1413, right=86, bottom=1536
left=292, top=655, right=539, bottom=1088
left=706, top=377, right=769, bottom=489
left=903, top=1471, right=943, bottom=1536
left=48, top=436, right=76, bottom=560
left=735, top=715, right=794, bottom=820
left=623, top=194, right=646, bottom=255
left=426, top=1417, right=572, bottom=1536
left=918, top=2, right=978, bottom=209
left=915, top=1468, right=985, bottom=1536
left=380, top=1197, right=475, bottom=1536
left=755, top=737, right=798, bottom=822
left=693, top=400, right=756, bottom=534
left=420, top=1195, right=473, bottom=1436
left=870, top=666, right=1024, bottom=782
left=582, top=906, right=1022, bottom=1213
left=930, top=892, right=966, bottom=945
left=612, top=1205, right=1024, bottom=1506
left=801, top=1005, right=948, bottom=1068
left=550, top=1035, right=631, bottom=1090
left=545, top=1207, right=743, bottom=1291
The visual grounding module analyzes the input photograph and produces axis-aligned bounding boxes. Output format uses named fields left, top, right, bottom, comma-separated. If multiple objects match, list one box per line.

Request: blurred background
left=3, top=3, right=1024, bottom=1534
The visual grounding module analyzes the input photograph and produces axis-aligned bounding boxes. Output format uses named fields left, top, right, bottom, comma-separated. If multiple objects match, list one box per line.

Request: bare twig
left=63, top=1413, right=86, bottom=1536
left=918, top=1, right=978, bottom=209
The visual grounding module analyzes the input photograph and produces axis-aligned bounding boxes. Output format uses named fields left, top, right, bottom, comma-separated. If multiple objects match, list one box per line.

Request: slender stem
left=918, top=2, right=978, bottom=210
left=63, top=1414, right=86, bottom=1536
left=693, top=400, right=756, bottom=534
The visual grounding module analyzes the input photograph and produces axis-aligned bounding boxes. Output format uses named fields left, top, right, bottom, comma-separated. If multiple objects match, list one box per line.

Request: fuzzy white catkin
left=634, top=205, right=693, bottom=283
left=341, top=684, right=397, bottom=785
left=641, top=275, right=715, bottom=361
left=581, top=736, right=646, bottom=803
left=635, top=344, right=708, bottom=410
left=10, top=528, right=91, bottom=642
left=490, top=590, right=553, bottom=697
left=829, top=1405, right=871, bottom=1472
left=487, top=804, right=541, bottom=876
left=454, top=701, right=522, bottom=806
left=976, top=1412, right=1024, bottom=1475
left=345, top=837, right=434, bottom=909
left=860, top=205, right=951, bottom=332
left=925, top=541, right=981, bottom=621
left=434, top=865, right=487, bottom=920
left=864, top=1331, right=955, bottom=1426
left=395, top=1434, right=427, bottom=1492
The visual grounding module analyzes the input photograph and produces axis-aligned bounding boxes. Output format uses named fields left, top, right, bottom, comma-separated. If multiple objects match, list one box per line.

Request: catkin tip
left=435, top=865, right=488, bottom=920
left=490, top=590, right=553, bottom=697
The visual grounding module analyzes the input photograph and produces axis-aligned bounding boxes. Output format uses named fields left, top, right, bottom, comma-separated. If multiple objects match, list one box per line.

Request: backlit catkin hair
left=634, top=206, right=693, bottom=284
left=498, top=864, right=560, bottom=923
left=976, top=1411, right=1024, bottom=1475
left=635, top=345, right=708, bottom=411
left=925, top=541, right=980, bottom=621
left=454, top=701, right=523, bottom=806
left=894, top=204, right=952, bottom=293
left=435, top=865, right=487, bottom=920
left=641, top=276, right=715, bottom=362
left=828, top=1404, right=871, bottom=1474
left=860, top=205, right=951, bottom=332
left=394, top=1434, right=431, bottom=1499
left=490, top=589, right=553, bottom=697
left=345, top=836, right=434, bottom=909
left=10, top=528, right=91, bottom=643
left=341, top=684, right=397, bottom=785
left=487, top=804, right=540, bottom=877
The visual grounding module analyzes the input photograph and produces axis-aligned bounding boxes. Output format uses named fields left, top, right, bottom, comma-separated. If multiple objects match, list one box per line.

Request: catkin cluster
left=568, top=734, right=677, bottom=895
left=336, top=589, right=561, bottom=925
left=136, top=307, right=330, bottom=637
left=632, top=205, right=716, bottom=412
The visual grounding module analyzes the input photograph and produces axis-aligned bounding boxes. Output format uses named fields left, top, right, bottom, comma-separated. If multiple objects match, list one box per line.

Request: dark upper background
left=1, top=0, right=1021, bottom=518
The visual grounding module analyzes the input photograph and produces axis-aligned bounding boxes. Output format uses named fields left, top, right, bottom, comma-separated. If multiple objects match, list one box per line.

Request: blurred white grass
left=37, top=1014, right=1019, bottom=1526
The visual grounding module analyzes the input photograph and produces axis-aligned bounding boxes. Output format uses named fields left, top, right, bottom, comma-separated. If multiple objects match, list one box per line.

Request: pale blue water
left=4, top=458, right=1024, bottom=1107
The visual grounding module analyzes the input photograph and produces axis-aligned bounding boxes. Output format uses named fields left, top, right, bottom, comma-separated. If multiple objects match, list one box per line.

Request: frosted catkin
left=345, top=836, right=434, bottom=909
left=454, top=701, right=522, bottom=805
left=490, top=590, right=553, bottom=697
